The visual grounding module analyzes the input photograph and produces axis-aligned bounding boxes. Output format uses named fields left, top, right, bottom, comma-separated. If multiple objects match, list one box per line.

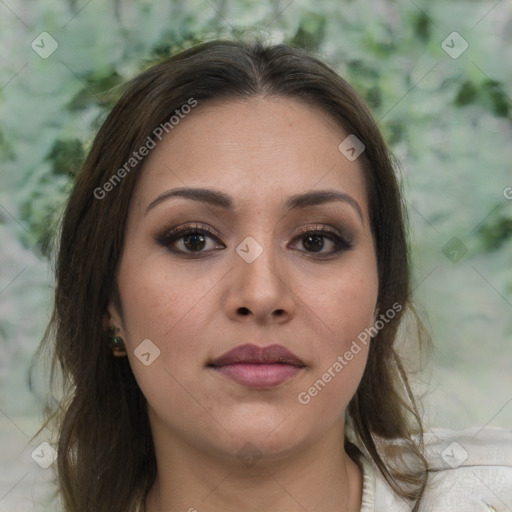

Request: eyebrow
left=145, top=187, right=364, bottom=221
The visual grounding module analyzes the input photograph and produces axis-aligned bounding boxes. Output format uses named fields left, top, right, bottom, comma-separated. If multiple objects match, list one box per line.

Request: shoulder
left=418, top=427, right=512, bottom=511
left=358, top=426, right=512, bottom=511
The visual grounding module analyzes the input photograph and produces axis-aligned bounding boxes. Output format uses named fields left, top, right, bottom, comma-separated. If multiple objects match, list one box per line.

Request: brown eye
left=178, top=231, right=208, bottom=252
left=156, top=223, right=225, bottom=255
left=302, top=232, right=326, bottom=252
left=291, top=226, right=354, bottom=256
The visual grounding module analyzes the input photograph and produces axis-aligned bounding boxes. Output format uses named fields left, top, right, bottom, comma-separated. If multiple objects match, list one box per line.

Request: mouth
left=208, top=343, right=306, bottom=389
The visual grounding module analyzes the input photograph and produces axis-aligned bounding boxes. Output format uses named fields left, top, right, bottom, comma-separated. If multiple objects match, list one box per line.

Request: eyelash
left=156, top=222, right=354, bottom=258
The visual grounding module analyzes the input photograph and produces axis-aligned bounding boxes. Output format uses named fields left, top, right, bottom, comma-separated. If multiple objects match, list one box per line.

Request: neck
left=144, top=418, right=363, bottom=512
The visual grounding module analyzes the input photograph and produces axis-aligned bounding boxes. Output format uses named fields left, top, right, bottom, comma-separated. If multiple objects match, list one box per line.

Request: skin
left=106, top=96, right=379, bottom=512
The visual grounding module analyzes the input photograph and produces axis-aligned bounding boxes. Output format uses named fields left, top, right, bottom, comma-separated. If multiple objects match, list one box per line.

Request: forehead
left=131, top=96, right=369, bottom=217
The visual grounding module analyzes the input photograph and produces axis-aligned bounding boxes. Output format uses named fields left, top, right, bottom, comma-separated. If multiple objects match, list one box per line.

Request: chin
left=216, top=412, right=316, bottom=459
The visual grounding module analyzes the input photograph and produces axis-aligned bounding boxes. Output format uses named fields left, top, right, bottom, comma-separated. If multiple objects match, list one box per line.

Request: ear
left=103, top=300, right=124, bottom=334
left=103, top=300, right=127, bottom=357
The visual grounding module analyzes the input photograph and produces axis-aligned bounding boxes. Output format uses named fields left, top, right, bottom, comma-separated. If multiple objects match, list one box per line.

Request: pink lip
left=209, top=344, right=306, bottom=389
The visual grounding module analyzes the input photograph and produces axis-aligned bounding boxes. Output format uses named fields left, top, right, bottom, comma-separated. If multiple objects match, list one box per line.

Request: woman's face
left=109, top=96, right=379, bottom=461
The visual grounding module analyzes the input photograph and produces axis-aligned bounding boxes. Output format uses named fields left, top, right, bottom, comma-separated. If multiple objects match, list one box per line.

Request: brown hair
left=34, top=38, right=431, bottom=512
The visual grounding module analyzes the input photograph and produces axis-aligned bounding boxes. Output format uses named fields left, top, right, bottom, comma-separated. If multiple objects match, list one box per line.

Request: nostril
left=238, top=307, right=250, bottom=316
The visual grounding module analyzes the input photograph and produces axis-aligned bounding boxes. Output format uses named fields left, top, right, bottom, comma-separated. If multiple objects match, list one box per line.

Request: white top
left=350, top=426, right=512, bottom=511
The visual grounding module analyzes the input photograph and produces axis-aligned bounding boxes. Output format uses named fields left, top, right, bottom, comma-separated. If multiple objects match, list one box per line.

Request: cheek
left=321, top=273, right=376, bottom=326
left=297, top=343, right=369, bottom=415
left=294, top=282, right=374, bottom=429
left=116, top=255, right=217, bottom=414
left=294, top=253, right=377, bottom=409
left=310, top=257, right=378, bottom=350
left=117, top=254, right=218, bottom=350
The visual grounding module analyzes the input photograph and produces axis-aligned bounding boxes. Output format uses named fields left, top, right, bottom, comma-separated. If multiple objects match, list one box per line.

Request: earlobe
left=104, top=303, right=127, bottom=357
left=108, top=327, right=128, bottom=357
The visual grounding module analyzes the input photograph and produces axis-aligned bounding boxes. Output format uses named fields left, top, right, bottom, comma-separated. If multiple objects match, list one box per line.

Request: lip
left=209, top=343, right=306, bottom=389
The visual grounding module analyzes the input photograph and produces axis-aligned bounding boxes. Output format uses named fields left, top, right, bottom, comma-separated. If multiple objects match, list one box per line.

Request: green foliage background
left=0, top=0, right=511, bottom=507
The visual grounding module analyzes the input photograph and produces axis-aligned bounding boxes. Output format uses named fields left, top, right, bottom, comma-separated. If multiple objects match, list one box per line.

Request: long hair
left=33, top=38, right=431, bottom=512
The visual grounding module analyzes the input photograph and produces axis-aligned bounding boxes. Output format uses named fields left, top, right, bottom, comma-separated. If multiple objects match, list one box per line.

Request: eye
left=156, top=223, right=225, bottom=256
left=290, top=225, right=354, bottom=257
left=156, top=222, right=354, bottom=258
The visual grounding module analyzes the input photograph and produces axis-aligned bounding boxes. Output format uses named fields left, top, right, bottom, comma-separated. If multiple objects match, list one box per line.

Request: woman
left=36, top=39, right=512, bottom=512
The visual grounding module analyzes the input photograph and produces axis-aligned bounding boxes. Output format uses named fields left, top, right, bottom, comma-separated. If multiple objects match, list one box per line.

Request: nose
left=222, top=236, right=297, bottom=325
